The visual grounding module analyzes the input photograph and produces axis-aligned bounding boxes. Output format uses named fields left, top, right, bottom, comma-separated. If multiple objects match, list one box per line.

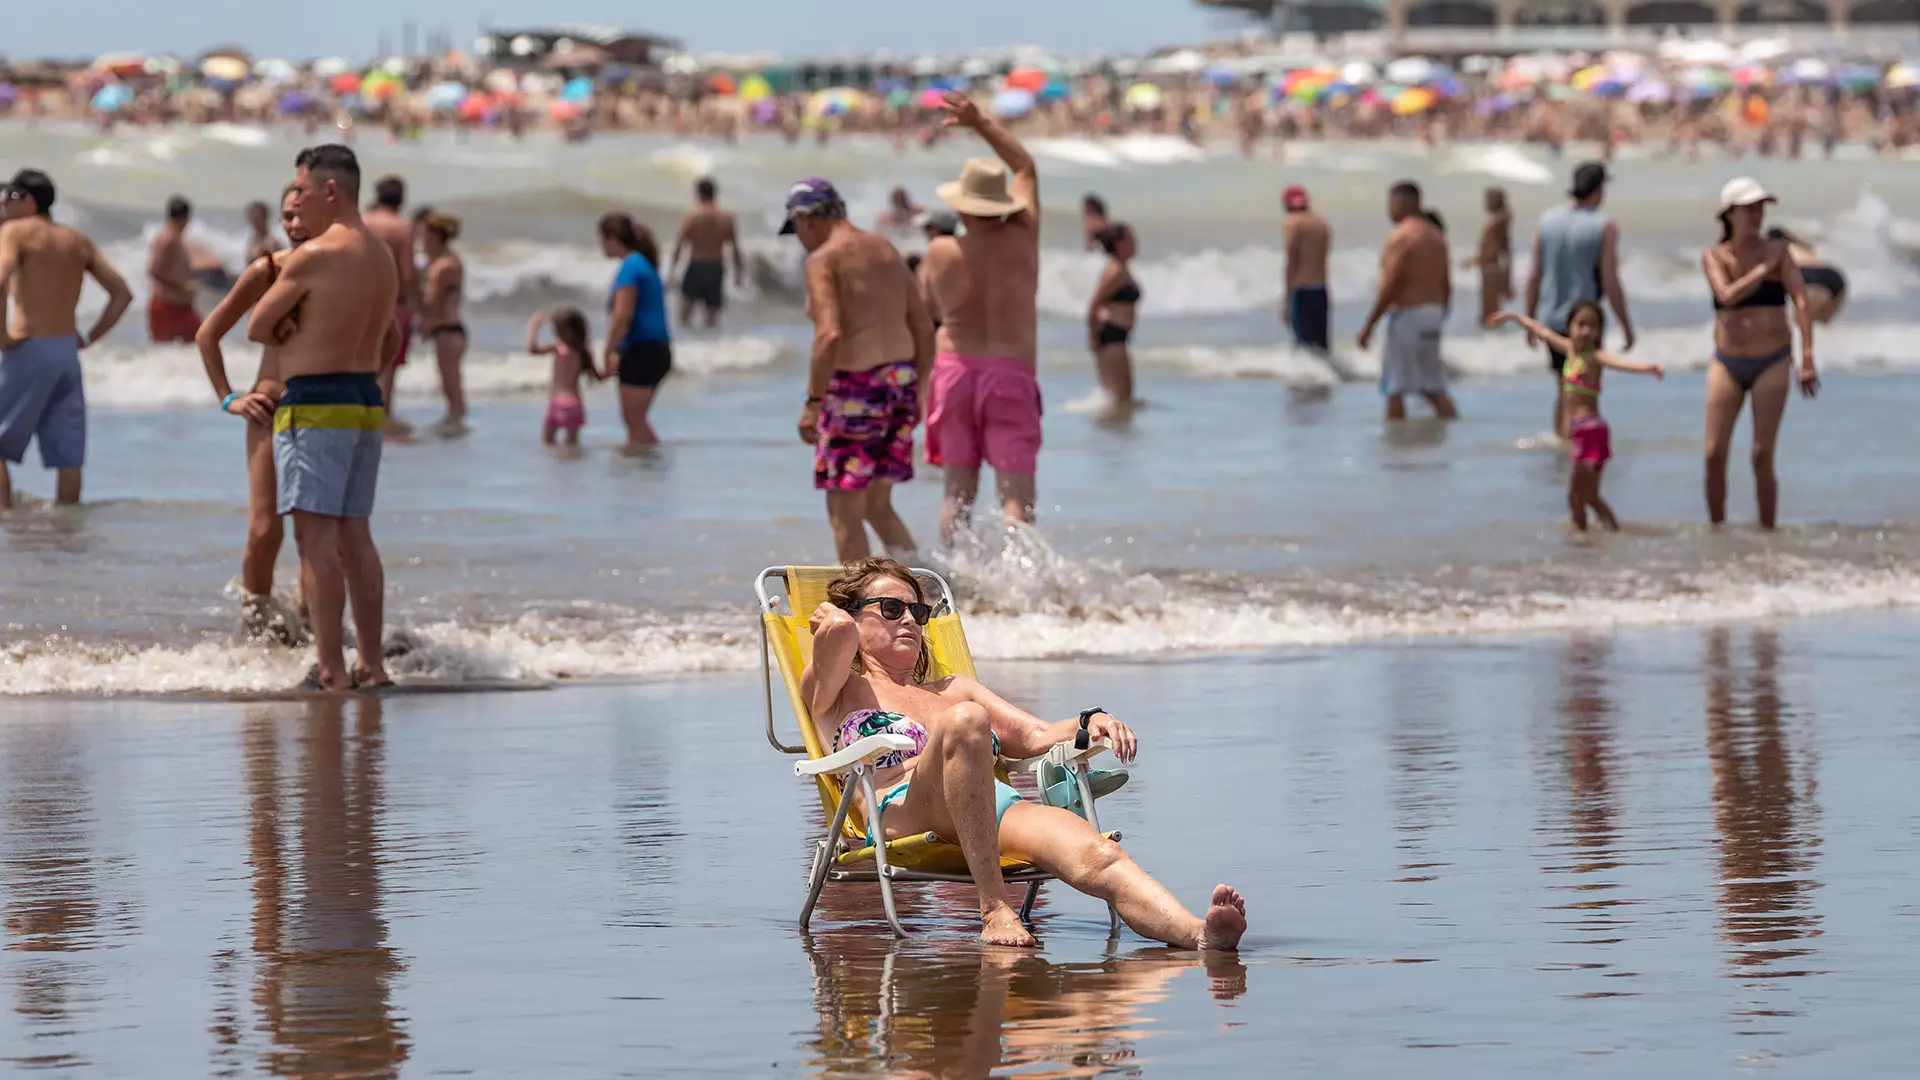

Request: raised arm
left=195, top=256, right=273, bottom=400
left=942, top=92, right=1038, bottom=219
left=1487, top=310, right=1573, bottom=355
left=524, top=310, right=555, bottom=355
left=955, top=676, right=1138, bottom=763
left=247, top=246, right=314, bottom=343
left=800, top=602, right=859, bottom=720
left=82, top=239, right=134, bottom=347
left=1599, top=221, right=1634, bottom=349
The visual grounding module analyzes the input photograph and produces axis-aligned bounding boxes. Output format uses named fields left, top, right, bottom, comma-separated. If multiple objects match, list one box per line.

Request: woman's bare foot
left=1196, top=884, right=1246, bottom=951
left=981, top=903, right=1037, bottom=948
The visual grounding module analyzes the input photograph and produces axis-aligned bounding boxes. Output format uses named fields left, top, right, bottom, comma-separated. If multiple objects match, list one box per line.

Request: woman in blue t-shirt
left=597, top=212, right=672, bottom=448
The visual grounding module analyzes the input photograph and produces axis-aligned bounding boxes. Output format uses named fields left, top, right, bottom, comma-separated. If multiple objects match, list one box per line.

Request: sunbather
left=801, top=556, right=1248, bottom=949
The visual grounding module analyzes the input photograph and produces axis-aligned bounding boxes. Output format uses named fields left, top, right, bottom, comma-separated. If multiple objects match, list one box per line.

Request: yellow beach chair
left=756, top=566, right=1121, bottom=939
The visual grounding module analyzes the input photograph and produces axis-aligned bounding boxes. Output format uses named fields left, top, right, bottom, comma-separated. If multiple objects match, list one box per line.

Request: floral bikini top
left=834, top=709, right=929, bottom=771
left=1562, top=350, right=1602, bottom=398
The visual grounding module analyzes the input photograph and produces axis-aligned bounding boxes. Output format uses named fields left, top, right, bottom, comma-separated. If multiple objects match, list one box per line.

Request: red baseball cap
left=1282, top=184, right=1309, bottom=211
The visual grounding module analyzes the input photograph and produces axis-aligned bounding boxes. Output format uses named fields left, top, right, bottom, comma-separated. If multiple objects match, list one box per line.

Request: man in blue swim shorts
left=249, top=145, right=402, bottom=691
left=0, top=168, right=135, bottom=508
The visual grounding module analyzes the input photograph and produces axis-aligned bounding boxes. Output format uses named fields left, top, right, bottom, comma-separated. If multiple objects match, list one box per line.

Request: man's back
left=276, top=223, right=399, bottom=380
left=3, top=218, right=92, bottom=338
left=1535, top=204, right=1609, bottom=328
left=364, top=208, right=414, bottom=298
left=149, top=229, right=193, bottom=304
left=926, top=218, right=1039, bottom=363
left=681, top=206, right=734, bottom=261
left=815, top=229, right=918, bottom=371
left=1284, top=211, right=1331, bottom=287
left=1388, top=219, right=1450, bottom=309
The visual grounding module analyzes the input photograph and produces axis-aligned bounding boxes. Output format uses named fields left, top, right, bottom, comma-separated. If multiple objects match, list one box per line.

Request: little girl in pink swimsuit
left=525, top=307, right=599, bottom=447
left=1487, top=302, right=1664, bottom=532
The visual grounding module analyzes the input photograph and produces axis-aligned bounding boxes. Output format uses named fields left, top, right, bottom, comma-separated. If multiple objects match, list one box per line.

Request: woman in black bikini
left=1768, top=226, right=1847, bottom=325
left=1086, top=222, right=1141, bottom=412
left=1701, top=178, right=1818, bottom=530
left=419, top=212, right=468, bottom=436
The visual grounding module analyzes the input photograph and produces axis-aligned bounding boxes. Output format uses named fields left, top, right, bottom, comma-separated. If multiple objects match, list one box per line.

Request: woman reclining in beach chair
left=801, top=558, right=1248, bottom=949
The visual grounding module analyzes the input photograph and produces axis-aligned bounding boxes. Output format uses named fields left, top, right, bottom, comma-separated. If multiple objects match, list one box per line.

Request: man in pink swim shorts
left=920, top=91, right=1045, bottom=546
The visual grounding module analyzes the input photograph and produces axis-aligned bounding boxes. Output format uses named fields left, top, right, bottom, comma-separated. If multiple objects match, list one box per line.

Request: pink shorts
left=543, top=394, right=584, bottom=431
left=1569, top=413, right=1611, bottom=469
left=924, top=353, right=1041, bottom=474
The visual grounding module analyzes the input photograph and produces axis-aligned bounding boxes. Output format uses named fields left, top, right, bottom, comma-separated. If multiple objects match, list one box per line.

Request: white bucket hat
left=1718, top=177, right=1776, bottom=214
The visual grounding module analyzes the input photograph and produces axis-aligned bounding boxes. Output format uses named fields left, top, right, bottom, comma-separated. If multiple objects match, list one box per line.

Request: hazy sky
left=10, top=1, right=1237, bottom=62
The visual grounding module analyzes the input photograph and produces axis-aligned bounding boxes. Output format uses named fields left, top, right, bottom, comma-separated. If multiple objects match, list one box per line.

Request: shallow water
left=3, top=612, right=1918, bottom=1076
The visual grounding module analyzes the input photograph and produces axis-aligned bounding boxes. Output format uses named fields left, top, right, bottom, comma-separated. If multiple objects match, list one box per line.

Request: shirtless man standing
left=669, top=178, right=741, bottom=329
left=1357, top=181, right=1457, bottom=421
left=782, top=178, right=935, bottom=562
left=148, top=195, right=201, bottom=343
left=363, top=175, right=416, bottom=437
left=248, top=145, right=400, bottom=692
left=921, top=92, right=1044, bottom=545
left=0, top=169, right=134, bottom=507
left=1280, top=184, right=1331, bottom=354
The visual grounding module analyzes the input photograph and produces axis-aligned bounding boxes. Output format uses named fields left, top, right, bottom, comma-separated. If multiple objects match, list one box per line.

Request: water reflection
left=1386, top=653, right=1457, bottom=893
left=1703, top=628, right=1824, bottom=989
left=802, top=929, right=1246, bottom=1077
left=210, top=698, right=408, bottom=1078
left=1538, top=635, right=1629, bottom=942
left=1, top=714, right=125, bottom=1070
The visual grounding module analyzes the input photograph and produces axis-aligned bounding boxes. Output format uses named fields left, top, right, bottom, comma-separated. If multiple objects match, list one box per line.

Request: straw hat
left=937, top=158, right=1028, bottom=217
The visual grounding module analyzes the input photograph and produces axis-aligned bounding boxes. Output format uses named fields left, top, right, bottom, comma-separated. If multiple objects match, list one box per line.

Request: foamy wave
left=75, top=336, right=786, bottom=410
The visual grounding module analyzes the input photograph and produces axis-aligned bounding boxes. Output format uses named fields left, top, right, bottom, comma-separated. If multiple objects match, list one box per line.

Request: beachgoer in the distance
left=912, top=209, right=958, bottom=333
left=0, top=169, right=133, bottom=509
left=1087, top=222, right=1140, bottom=410
left=781, top=177, right=933, bottom=562
left=1702, top=178, right=1817, bottom=530
left=670, top=178, right=741, bottom=329
left=525, top=307, right=599, bottom=448
left=1465, top=187, right=1512, bottom=327
left=922, top=92, right=1045, bottom=544
left=803, top=557, right=1248, bottom=950
left=248, top=144, right=401, bottom=692
left=1280, top=184, right=1331, bottom=353
left=148, top=195, right=202, bottom=343
left=1358, top=180, right=1456, bottom=420
left=874, top=186, right=922, bottom=238
left=364, top=175, right=417, bottom=438
left=1526, top=162, right=1635, bottom=439
left=195, top=183, right=309, bottom=644
left=1767, top=226, right=1846, bottom=324
left=1488, top=304, right=1664, bottom=531
left=244, top=200, right=283, bottom=265
left=418, top=212, right=468, bottom=436
left=1081, top=194, right=1108, bottom=252
left=598, top=212, right=672, bottom=450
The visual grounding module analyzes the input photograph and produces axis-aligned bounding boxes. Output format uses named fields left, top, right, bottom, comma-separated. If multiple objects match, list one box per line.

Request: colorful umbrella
left=456, top=94, right=489, bottom=122
left=707, top=73, right=736, bottom=96
left=561, top=76, right=593, bottom=103
left=1684, top=68, right=1733, bottom=92
left=361, top=73, right=401, bottom=100
left=328, top=72, right=359, bottom=94
left=1391, top=87, right=1437, bottom=115
left=1038, top=78, right=1071, bottom=102
left=1626, top=80, right=1672, bottom=105
left=1570, top=65, right=1608, bottom=91
left=991, top=87, right=1035, bottom=118
left=807, top=87, right=865, bottom=117
left=885, top=88, right=912, bottom=108
left=91, top=53, right=148, bottom=77
left=200, top=56, right=248, bottom=82
left=1004, top=67, right=1047, bottom=93
left=1779, top=57, right=1831, bottom=86
left=1202, top=65, right=1239, bottom=87
left=738, top=74, right=772, bottom=103
left=1835, top=64, right=1881, bottom=91
left=751, top=99, right=778, bottom=124
left=424, top=81, right=467, bottom=110
left=1497, top=66, right=1536, bottom=91
left=90, top=84, right=132, bottom=112
left=550, top=100, right=581, bottom=120
left=1123, top=83, right=1163, bottom=110
left=1731, top=65, right=1770, bottom=89
left=1886, top=63, right=1920, bottom=89
left=1383, top=56, right=1443, bottom=86
left=917, top=87, right=946, bottom=108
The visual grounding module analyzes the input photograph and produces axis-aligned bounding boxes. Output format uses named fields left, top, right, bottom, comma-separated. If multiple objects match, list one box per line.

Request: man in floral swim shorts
left=782, top=178, right=937, bottom=562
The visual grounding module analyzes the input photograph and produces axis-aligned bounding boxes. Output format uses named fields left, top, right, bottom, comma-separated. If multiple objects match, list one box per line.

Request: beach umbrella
left=1383, top=56, right=1442, bottom=86
left=1779, top=57, right=1830, bottom=85
left=1202, top=64, right=1239, bottom=87
left=272, top=88, right=311, bottom=116
left=1391, top=87, right=1436, bottom=115
left=1684, top=67, right=1733, bottom=93
left=1123, top=82, right=1163, bottom=110
left=200, top=56, right=249, bottom=82
left=1038, top=78, right=1071, bottom=102
left=90, top=84, right=132, bottom=112
left=1436, top=75, right=1467, bottom=98
left=1731, top=64, right=1770, bottom=89
left=91, top=52, right=148, bottom=77
left=738, top=74, right=772, bottom=102
left=885, top=87, right=912, bottom=108
left=456, top=94, right=488, bottom=122
left=1886, top=63, right=1920, bottom=89
left=360, top=71, right=401, bottom=99
left=424, top=81, right=467, bottom=110
left=1835, top=64, right=1881, bottom=91
left=0, top=83, right=16, bottom=107
left=917, top=87, right=946, bottom=108
left=807, top=87, right=864, bottom=117
left=707, top=72, right=736, bottom=96
left=990, top=87, right=1035, bottom=119
left=1570, top=64, right=1608, bottom=91
left=549, top=99, right=581, bottom=121
left=1004, top=67, right=1047, bottom=93
left=1625, top=80, right=1672, bottom=104
left=340, top=93, right=371, bottom=115
left=927, top=75, right=966, bottom=92
left=329, top=72, right=360, bottom=93
left=253, top=58, right=297, bottom=83
left=312, top=57, right=351, bottom=77
left=561, top=76, right=593, bottom=103
left=751, top=99, right=779, bottom=124
left=1339, top=59, right=1378, bottom=86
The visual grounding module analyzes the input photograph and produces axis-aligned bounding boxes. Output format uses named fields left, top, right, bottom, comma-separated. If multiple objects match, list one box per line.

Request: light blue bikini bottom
left=867, top=779, right=1023, bottom=847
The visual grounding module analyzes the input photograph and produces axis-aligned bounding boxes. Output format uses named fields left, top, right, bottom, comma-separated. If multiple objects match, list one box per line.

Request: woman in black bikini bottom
left=1701, top=179, right=1818, bottom=530
left=1087, top=223, right=1141, bottom=411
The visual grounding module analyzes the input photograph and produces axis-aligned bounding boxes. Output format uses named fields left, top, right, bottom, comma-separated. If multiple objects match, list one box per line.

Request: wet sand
left=3, top=611, right=1917, bottom=1076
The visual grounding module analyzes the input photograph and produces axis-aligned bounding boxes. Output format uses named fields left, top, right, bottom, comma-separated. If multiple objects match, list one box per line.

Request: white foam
left=1439, top=144, right=1557, bottom=186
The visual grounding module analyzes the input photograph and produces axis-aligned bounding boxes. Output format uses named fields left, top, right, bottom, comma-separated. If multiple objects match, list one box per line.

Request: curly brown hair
left=825, top=557, right=931, bottom=683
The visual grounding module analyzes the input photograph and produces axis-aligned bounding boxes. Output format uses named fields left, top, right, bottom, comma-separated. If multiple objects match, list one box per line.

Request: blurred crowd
left=5, top=38, right=1920, bottom=156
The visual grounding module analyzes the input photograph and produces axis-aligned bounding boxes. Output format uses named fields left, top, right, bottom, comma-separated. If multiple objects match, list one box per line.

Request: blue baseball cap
left=779, top=177, right=842, bottom=234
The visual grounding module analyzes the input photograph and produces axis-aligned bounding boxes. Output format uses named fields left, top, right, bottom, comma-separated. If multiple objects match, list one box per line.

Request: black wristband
left=1078, top=706, right=1105, bottom=724
left=805, top=395, right=823, bottom=405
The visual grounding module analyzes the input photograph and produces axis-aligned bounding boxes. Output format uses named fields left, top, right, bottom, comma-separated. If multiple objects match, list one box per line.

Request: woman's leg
left=997, top=801, right=1247, bottom=950
left=242, top=421, right=283, bottom=597
left=1703, top=360, right=1746, bottom=525
left=1746, top=359, right=1794, bottom=529
left=618, top=384, right=659, bottom=447
left=1094, top=343, right=1132, bottom=405
left=884, top=702, right=1034, bottom=945
left=435, top=332, right=467, bottom=429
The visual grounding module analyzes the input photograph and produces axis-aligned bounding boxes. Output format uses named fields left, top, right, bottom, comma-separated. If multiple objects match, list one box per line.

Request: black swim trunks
left=615, top=340, right=673, bottom=389
left=1288, top=285, right=1329, bottom=352
left=681, top=260, right=725, bottom=310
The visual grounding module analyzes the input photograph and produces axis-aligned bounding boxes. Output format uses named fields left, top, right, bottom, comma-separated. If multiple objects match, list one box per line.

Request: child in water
left=525, top=307, right=599, bottom=446
left=1487, top=301, right=1664, bottom=531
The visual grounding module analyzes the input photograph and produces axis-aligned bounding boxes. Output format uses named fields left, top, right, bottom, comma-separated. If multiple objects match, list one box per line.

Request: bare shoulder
left=925, top=235, right=962, bottom=264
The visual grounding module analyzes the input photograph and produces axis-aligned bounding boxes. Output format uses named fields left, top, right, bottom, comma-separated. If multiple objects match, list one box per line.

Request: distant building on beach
left=1198, top=0, right=1920, bottom=44
left=473, top=26, right=680, bottom=69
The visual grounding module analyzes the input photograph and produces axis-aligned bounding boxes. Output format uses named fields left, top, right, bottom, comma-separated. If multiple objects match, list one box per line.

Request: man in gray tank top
left=1524, top=162, right=1636, bottom=438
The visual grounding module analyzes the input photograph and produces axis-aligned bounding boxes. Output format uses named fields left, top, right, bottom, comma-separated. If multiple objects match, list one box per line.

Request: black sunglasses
left=844, top=596, right=932, bottom=626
